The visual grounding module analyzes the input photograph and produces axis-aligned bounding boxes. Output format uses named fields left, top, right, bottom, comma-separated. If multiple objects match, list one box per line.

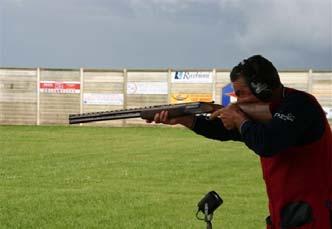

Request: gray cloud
left=0, top=0, right=331, bottom=69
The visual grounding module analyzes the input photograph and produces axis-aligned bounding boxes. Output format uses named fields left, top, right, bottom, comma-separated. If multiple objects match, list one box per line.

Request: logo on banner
left=171, top=72, right=212, bottom=83
left=174, top=72, right=185, bottom=80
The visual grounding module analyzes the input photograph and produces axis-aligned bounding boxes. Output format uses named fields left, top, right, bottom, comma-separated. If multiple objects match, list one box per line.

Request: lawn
left=0, top=125, right=268, bottom=228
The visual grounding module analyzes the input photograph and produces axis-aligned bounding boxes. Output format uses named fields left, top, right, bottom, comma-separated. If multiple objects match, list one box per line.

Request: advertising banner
left=221, top=83, right=237, bottom=105
left=127, top=82, right=168, bottom=94
left=83, top=93, right=124, bottom=105
left=171, top=72, right=213, bottom=83
left=171, top=93, right=212, bottom=103
left=40, top=81, right=80, bottom=94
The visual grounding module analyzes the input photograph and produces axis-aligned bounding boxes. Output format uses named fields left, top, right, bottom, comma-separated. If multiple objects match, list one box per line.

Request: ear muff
left=249, top=76, right=273, bottom=101
left=240, top=59, right=273, bottom=102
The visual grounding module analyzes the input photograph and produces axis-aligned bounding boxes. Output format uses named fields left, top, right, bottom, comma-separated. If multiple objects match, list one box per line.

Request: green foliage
left=0, top=126, right=268, bottom=228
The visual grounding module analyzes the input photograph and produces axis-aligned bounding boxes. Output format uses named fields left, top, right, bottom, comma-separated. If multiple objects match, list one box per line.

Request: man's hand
left=210, top=103, right=248, bottom=130
left=145, top=111, right=195, bottom=129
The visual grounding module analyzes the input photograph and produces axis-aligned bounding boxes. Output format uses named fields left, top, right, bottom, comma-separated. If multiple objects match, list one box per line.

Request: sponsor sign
left=83, top=93, right=124, bottom=105
left=221, top=83, right=237, bottom=105
left=127, top=82, right=168, bottom=94
left=171, top=72, right=213, bottom=83
left=40, top=81, right=80, bottom=94
left=171, top=93, right=212, bottom=103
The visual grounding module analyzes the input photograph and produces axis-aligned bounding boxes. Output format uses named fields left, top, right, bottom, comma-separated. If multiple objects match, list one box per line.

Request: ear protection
left=239, top=59, right=273, bottom=102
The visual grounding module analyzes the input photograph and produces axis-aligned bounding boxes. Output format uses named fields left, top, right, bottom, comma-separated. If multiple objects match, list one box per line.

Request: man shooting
left=146, top=55, right=332, bottom=228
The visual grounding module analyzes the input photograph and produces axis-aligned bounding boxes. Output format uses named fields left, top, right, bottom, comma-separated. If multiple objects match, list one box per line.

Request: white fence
left=0, top=68, right=331, bottom=126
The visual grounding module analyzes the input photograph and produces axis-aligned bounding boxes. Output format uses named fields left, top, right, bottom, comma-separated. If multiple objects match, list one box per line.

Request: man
left=146, top=55, right=332, bottom=228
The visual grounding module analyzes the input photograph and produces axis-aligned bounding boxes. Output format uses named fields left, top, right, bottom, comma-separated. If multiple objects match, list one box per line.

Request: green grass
left=0, top=125, right=268, bottom=228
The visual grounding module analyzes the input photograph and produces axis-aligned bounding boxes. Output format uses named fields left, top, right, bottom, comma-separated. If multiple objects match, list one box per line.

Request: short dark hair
left=230, top=55, right=281, bottom=90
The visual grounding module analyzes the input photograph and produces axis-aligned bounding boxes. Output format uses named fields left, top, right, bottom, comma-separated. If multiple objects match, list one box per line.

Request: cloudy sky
left=0, top=0, right=331, bottom=70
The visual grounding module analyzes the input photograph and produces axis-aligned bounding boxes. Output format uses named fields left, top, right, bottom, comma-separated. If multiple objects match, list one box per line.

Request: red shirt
left=193, top=87, right=332, bottom=228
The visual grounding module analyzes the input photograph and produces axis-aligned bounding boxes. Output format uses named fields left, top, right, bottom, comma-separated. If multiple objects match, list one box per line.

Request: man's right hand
left=145, top=110, right=195, bottom=128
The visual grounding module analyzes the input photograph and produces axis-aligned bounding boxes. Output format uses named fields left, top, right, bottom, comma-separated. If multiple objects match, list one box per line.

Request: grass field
left=0, top=125, right=268, bottom=228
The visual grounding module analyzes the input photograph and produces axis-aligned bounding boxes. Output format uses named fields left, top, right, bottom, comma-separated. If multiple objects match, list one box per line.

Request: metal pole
left=204, top=203, right=213, bottom=229
left=206, top=221, right=212, bottom=229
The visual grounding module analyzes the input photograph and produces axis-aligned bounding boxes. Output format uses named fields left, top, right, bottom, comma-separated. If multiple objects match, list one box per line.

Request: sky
left=0, top=0, right=331, bottom=70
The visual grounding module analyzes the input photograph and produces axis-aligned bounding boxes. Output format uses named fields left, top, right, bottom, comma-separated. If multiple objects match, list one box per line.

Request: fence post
left=212, top=68, right=216, bottom=102
left=79, top=68, right=84, bottom=126
left=80, top=68, right=84, bottom=114
left=307, top=69, right=313, bottom=94
left=36, top=67, right=40, bottom=125
left=168, top=68, right=172, bottom=104
left=123, top=69, right=128, bottom=127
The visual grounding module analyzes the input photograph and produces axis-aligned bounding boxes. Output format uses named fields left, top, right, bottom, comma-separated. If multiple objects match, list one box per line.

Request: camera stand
left=196, top=191, right=222, bottom=229
left=204, top=203, right=213, bottom=229
left=205, top=220, right=213, bottom=229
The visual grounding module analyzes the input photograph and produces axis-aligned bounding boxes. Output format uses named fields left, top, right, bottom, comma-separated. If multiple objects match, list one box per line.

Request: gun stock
left=238, top=103, right=272, bottom=122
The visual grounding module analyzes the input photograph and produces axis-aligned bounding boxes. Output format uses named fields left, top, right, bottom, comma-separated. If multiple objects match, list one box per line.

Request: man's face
left=232, top=77, right=261, bottom=103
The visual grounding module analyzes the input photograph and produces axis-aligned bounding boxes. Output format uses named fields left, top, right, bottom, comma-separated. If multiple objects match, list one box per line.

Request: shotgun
left=68, top=102, right=271, bottom=124
left=69, top=102, right=221, bottom=124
